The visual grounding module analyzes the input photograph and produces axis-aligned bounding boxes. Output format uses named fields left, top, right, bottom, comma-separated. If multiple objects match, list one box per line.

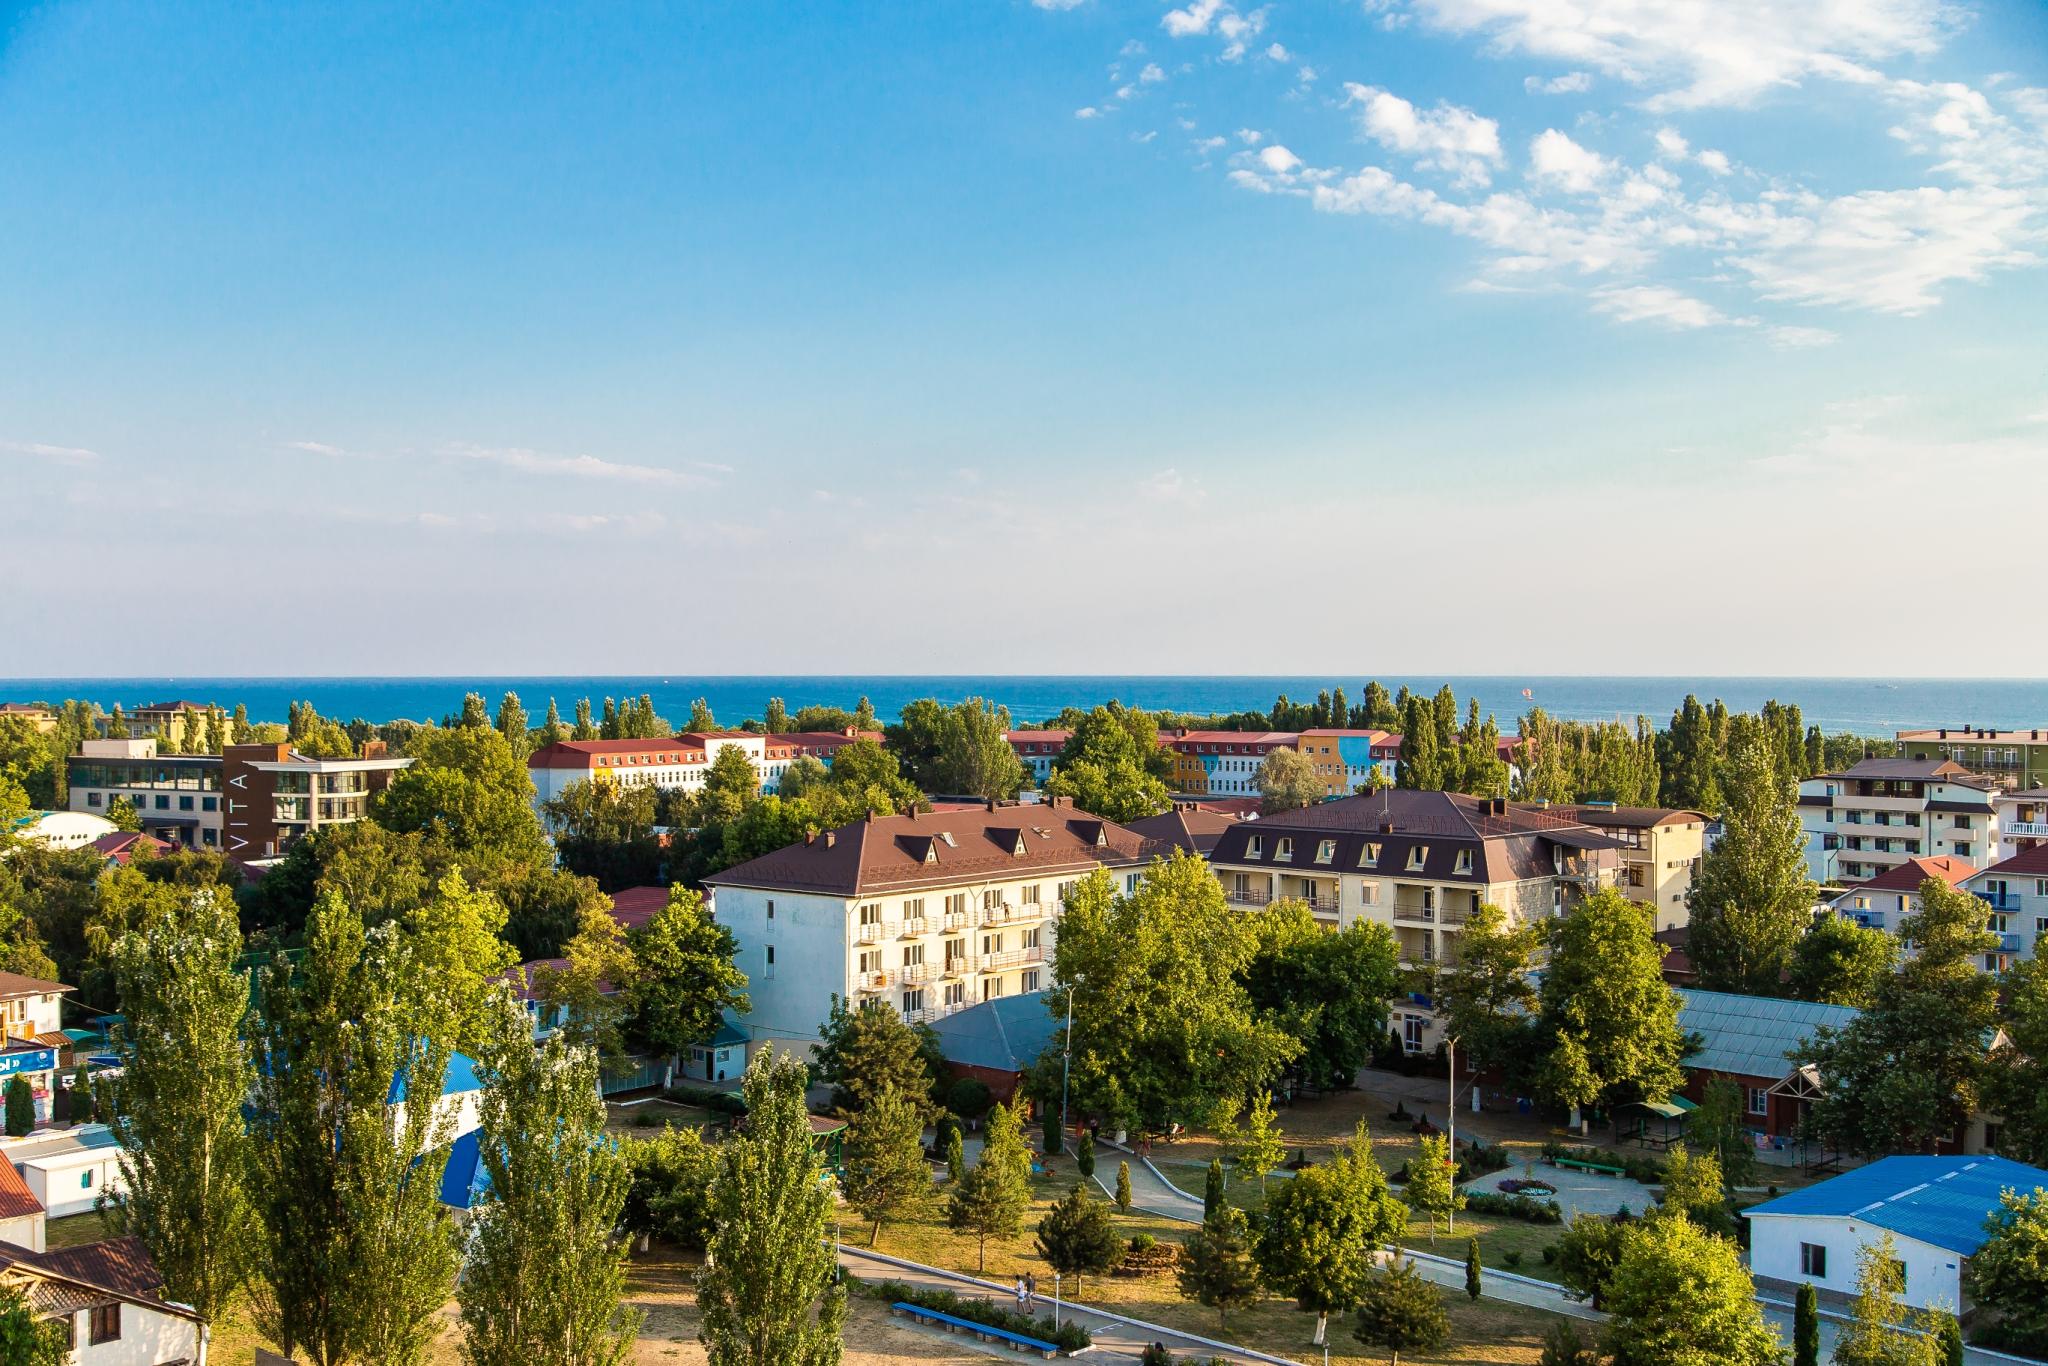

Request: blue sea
left=1, top=676, right=2044, bottom=737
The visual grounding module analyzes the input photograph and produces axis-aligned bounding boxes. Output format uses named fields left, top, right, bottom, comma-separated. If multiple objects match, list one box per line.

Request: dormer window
left=1406, top=845, right=1428, bottom=871
left=1454, top=849, right=1473, bottom=875
left=1276, top=838, right=1294, bottom=862
left=1315, top=840, right=1336, bottom=865
left=1360, top=843, right=1381, bottom=868
left=1247, top=836, right=1263, bottom=860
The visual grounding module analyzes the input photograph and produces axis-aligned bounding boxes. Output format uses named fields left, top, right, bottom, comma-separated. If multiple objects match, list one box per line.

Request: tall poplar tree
left=698, top=1048, right=846, bottom=1366
left=459, top=992, right=639, bottom=1366
left=1687, top=731, right=1815, bottom=995
left=248, top=892, right=462, bottom=1366
left=103, top=887, right=256, bottom=1328
left=494, top=692, right=529, bottom=758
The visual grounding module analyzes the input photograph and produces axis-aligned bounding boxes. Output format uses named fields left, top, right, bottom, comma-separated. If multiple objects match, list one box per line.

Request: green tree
left=1406, top=1132, right=1464, bottom=1242
left=107, top=795, right=142, bottom=831
left=1241, top=904, right=1401, bottom=1090
left=1432, top=902, right=1540, bottom=1090
left=1203, top=1159, right=1226, bottom=1220
left=1934, top=1313, right=1964, bottom=1366
left=536, top=698, right=569, bottom=749
left=1557, top=1215, right=1629, bottom=1309
left=493, top=691, right=530, bottom=759
left=1983, top=955, right=2048, bottom=1164
left=1687, top=732, right=1816, bottom=995
left=376, top=724, right=552, bottom=874
left=1219, top=1090, right=1286, bottom=1197
left=0, top=1280, right=68, bottom=1365
left=698, top=1048, right=846, bottom=1366
left=404, top=870, right=518, bottom=1054
left=1835, top=1232, right=1942, bottom=1366
left=1075, top=1130, right=1097, bottom=1181
left=248, top=893, right=462, bottom=1366
left=1541, top=1321, right=1600, bottom=1366
left=947, top=1100, right=1033, bottom=1272
left=1178, top=1205, right=1260, bottom=1328
left=685, top=698, right=718, bottom=732
left=1045, top=856, right=1298, bottom=1133
left=813, top=995, right=939, bottom=1117
left=1254, top=1124, right=1408, bottom=1346
left=101, top=887, right=255, bottom=1328
left=1600, top=1213, right=1784, bottom=1366
left=1465, top=1237, right=1482, bottom=1299
left=542, top=776, right=663, bottom=890
left=3, top=1077, right=29, bottom=1136
left=818, top=738, right=921, bottom=812
left=1791, top=913, right=1898, bottom=1007
left=620, top=1126, right=720, bottom=1251
left=1034, top=1182, right=1123, bottom=1297
left=1964, top=1187, right=2048, bottom=1352
left=1798, top=877, right=2000, bottom=1156
left=1257, top=746, right=1325, bottom=812
left=942, top=1124, right=966, bottom=1186
left=1115, top=1160, right=1133, bottom=1212
left=1044, top=702, right=1169, bottom=820
left=1688, top=1077, right=1760, bottom=1191
left=1654, top=1143, right=1732, bottom=1237
left=1794, top=1282, right=1821, bottom=1366
left=931, top=698, right=1027, bottom=801
left=1535, top=887, right=1687, bottom=1125
left=839, top=1084, right=932, bottom=1246
left=630, top=886, right=750, bottom=1060
left=68, top=1060, right=92, bottom=1124
left=459, top=992, right=639, bottom=1366
left=1352, top=1256, right=1451, bottom=1366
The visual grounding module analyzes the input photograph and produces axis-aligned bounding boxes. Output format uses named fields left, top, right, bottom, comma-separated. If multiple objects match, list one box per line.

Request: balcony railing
left=856, top=923, right=885, bottom=944
left=942, top=911, right=974, bottom=931
left=903, top=963, right=937, bottom=985
left=2000, top=932, right=2025, bottom=953
left=2008, top=821, right=2048, bottom=839
left=857, top=970, right=889, bottom=991
left=1226, top=889, right=1273, bottom=907
left=1393, top=904, right=1437, bottom=924
left=1977, top=892, right=2024, bottom=912
left=979, top=947, right=1045, bottom=971
left=899, top=917, right=930, bottom=938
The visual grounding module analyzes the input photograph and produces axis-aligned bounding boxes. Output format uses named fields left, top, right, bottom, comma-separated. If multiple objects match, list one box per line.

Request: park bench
left=1554, top=1157, right=1625, bottom=1177
left=890, top=1302, right=1060, bottom=1359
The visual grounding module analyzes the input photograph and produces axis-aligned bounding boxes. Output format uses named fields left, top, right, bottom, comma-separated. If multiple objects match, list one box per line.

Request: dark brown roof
left=607, top=885, right=670, bottom=930
left=1826, top=757, right=1979, bottom=782
left=0, top=1160, right=42, bottom=1221
left=1123, top=803, right=1243, bottom=856
left=1832, top=856, right=1978, bottom=896
left=0, top=972, right=71, bottom=1000
left=1208, top=789, right=1620, bottom=884
left=704, top=798, right=1161, bottom=896
left=1974, top=845, right=2048, bottom=880
left=0, top=1235, right=184, bottom=1317
left=1925, top=798, right=1995, bottom=813
left=89, top=831, right=170, bottom=864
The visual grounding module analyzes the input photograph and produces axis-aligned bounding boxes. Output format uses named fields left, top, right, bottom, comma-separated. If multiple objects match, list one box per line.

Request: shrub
left=1140, top=1346, right=1174, bottom=1366
left=665, top=1084, right=747, bottom=1117
left=860, top=1279, right=1092, bottom=1353
left=1541, top=1243, right=1559, bottom=1264
left=1465, top=1191, right=1563, bottom=1224
left=1503, top=1250, right=1523, bottom=1268
left=1129, top=1232, right=1157, bottom=1254
left=1462, top=1140, right=1511, bottom=1175
left=633, top=1110, right=660, bottom=1128
left=947, top=1077, right=993, bottom=1120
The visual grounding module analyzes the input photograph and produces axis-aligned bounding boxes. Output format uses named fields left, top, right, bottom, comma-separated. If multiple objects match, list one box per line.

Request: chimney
left=825, top=830, right=837, bottom=847
left=363, top=739, right=387, bottom=759
left=804, top=830, right=816, bottom=845
left=1940, top=729, right=1948, bottom=739
left=987, top=797, right=998, bottom=813
left=863, top=809, right=876, bottom=825
left=1379, top=820, right=1395, bottom=834
left=906, top=804, right=918, bottom=821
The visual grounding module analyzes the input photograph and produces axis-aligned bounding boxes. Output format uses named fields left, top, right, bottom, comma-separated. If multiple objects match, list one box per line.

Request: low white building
left=1747, top=1153, right=2048, bottom=1314
left=9, top=811, right=118, bottom=851
left=1995, top=788, right=2048, bottom=862
left=15, top=1127, right=125, bottom=1219
left=0, top=1230, right=205, bottom=1364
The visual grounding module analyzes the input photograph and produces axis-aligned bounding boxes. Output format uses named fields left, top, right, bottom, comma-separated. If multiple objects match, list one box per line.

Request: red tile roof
left=0, top=1234, right=170, bottom=1305
left=1972, top=845, right=2048, bottom=880
left=1847, top=856, right=1978, bottom=895
left=607, top=885, right=670, bottom=930
left=0, top=1158, right=42, bottom=1222
left=88, top=831, right=170, bottom=864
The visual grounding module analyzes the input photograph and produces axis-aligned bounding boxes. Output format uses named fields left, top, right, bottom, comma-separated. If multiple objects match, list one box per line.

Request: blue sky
left=3, top=1, right=2045, bottom=676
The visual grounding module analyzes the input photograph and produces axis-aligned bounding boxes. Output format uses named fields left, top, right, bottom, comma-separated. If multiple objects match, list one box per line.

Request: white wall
left=712, top=886, right=853, bottom=1057
left=0, top=1211, right=41, bottom=1251
left=24, top=1147, right=126, bottom=1218
left=1748, top=1213, right=1965, bottom=1313
left=63, top=1301, right=204, bottom=1366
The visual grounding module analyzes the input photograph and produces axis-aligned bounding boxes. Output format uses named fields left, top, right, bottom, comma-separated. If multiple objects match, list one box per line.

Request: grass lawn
left=41, top=1212, right=115, bottom=1250
left=861, top=1170, right=1579, bottom=1364
left=605, top=1100, right=721, bottom=1137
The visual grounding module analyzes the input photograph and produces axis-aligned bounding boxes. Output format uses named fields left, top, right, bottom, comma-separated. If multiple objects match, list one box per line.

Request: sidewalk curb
left=836, top=1244, right=1313, bottom=1366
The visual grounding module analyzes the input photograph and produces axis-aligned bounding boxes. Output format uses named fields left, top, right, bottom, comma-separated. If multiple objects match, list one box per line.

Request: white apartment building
left=1995, top=788, right=2048, bottom=862
left=1798, top=757, right=2000, bottom=886
left=65, top=738, right=223, bottom=849
left=1962, top=845, right=2048, bottom=971
left=703, top=798, right=1160, bottom=1053
left=1204, top=790, right=1624, bottom=1055
left=526, top=730, right=876, bottom=812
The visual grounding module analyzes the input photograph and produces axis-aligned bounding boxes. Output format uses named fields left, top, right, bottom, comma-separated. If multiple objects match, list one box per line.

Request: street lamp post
left=1058, top=974, right=1082, bottom=1158
left=1446, top=1035, right=1456, bottom=1234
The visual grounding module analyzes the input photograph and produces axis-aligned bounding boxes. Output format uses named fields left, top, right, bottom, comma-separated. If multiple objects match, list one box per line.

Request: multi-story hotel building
left=1004, top=730, right=1071, bottom=787
left=219, top=742, right=411, bottom=860
left=1204, top=790, right=1623, bottom=1054
left=1297, top=729, right=1402, bottom=797
left=1896, top=726, right=2048, bottom=791
left=1798, top=758, right=2001, bottom=886
left=1162, top=731, right=1303, bottom=798
left=1826, top=855, right=2006, bottom=970
left=1963, top=846, right=2048, bottom=972
left=525, top=730, right=876, bottom=812
left=703, top=798, right=1161, bottom=1053
left=1520, top=803, right=1709, bottom=932
left=65, top=738, right=224, bottom=849
left=1995, top=789, right=2048, bottom=861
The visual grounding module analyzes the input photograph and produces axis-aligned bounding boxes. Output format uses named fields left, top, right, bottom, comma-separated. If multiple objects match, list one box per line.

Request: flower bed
left=1497, top=1178, right=1556, bottom=1195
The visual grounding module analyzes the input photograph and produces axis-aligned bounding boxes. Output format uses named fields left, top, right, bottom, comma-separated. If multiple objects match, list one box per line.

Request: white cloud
left=1653, top=127, right=1689, bottom=159
left=1195, top=135, right=1227, bottom=153
left=286, top=440, right=345, bottom=456
left=1161, top=0, right=1267, bottom=60
left=1134, top=130, right=1158, bottom=143
left=1590, top=283, right=1738, bottom=328
left=1524, top=71, right=1592, bottom=95
left=1407, top=0, right=1955, bottom=109
left=1766, top=324, right=1840, bottom=348
left=1162, top=0, right=1225, bottom=38
left=1258, top=144, right=1302, bottom=174
left=1, top=439, right=96, bottom=465
left=1697, top=148, right=1732, bottom=175
left=451, top=444, right=707, bottom=488
left=1527, top=128, right=1613, bottom=191
left=1298, top=65, right=1318, bottom=83
left=1116, top=84, right=1137, bottom=100
left=1266, top=43, right=1290, bottom=61
left=1120, top=39, right=1147, bottom=56
left=1075, top=106, right=1102, bottom=119
left=1344, top=83, right=1504, bottom=187
left=1140, top=63, right=1166, bottom=83
left=1237, top=128, right=1263, bottom=145
left=1031, top=0, right=1087, bottom=9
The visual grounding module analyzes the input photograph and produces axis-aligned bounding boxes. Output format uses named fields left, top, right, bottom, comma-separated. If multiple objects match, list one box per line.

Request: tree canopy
left=1534, top=887, right=1687, bottom=1119
left=1686, top=730, right=1816, bottom=995
left=1043, top=702, right=1172, bottom=822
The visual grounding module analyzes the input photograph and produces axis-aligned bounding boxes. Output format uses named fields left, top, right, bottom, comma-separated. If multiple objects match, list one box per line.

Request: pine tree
left=248, top=893, right=462, bottom=1366
left=1464, top=1237, right=1482, bottom=1301
left=943, top=1125, right=966, bottom=1185
left=1540, top=1321, right=1598, bottom=1366
left=3, top=1077, right=30, bottom=1137
left=698, top=1048, right=846, bottom=1366
left=813, top=995, right=936, bottom=1117
left=459, top=992, right=639, bottom=1366
left=1041, top=1102, right=1063, bottom=1157
left=1792, top=1282, right=1820, bottom=1366
left=1934, top=1311, right=1964, bottom=1366
left=840, top=1084, right=932, bottom=1245
left=1352, top=1257, right=1451, bottom=1365
left=1203, top=1158, right=1226, bottom=1220
left=1115, top=1160, right=1133, bottom=1213
left=1177, top=1205, right=1261, bottom=1328
left=947, top=1099, right=1032, bottom=1273
left=101, top=888, right=256, bottom=1328
left=1075, top=1131, right=1096, bottom=1182
left=1034, top=1182, right=1123, bottom=1298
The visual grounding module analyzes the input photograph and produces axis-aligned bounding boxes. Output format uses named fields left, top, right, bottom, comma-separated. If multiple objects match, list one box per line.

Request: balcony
left=857, top=970, right=889, bottom=992
left=1977, top=891, right=2024, bottom=913
left=899, top=917, right=930, bottom=938
left=903, top=963, right=937, bottom=985
left=856, top=924, right=885, bottom=945
left=980, top=902, right=1045, bottom=927
left=942, top=911, right=974, bottom=932
left=2008, top=821, right=2048, bottom=840
left=942, top=956, right=972, bottom=978
left=2001, top=932, right=2025, bottom=953
left=1226, top=889, right=1273, bottom=908
left=979, top=947, right=1046, bottom=972
left=903, top=1001, right=969, bottom=1026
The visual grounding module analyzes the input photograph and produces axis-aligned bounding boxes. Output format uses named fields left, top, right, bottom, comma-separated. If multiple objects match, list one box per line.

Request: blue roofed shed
left=1673, top=988, right=1859, bottom=1141
left=928, top=991, right=1057, bottom=1104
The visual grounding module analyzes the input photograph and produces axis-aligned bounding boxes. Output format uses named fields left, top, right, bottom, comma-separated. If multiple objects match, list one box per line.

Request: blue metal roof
left=386, top=1049, right=481, bottom=1104
left=438, top=1128, right=491, bottom=1211
left=930, top=991, right=1057, bottom=1074
left=1746, top=1154, right=2048, bottom=1254
left=1675, top=988, right=1860, bottom=1080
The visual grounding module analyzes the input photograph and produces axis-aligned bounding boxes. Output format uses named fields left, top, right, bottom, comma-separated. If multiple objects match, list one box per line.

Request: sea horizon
left=5, top=674, right=2045, bottom=737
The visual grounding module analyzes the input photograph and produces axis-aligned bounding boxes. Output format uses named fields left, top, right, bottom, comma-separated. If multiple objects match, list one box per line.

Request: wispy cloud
left=1525, top=71, right=1593, bottom=95
left=286, top=439, right=345, bottom=456
left=1, top=439, right=97, bottom=465
left=450, top=444, right=710, bottom=488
